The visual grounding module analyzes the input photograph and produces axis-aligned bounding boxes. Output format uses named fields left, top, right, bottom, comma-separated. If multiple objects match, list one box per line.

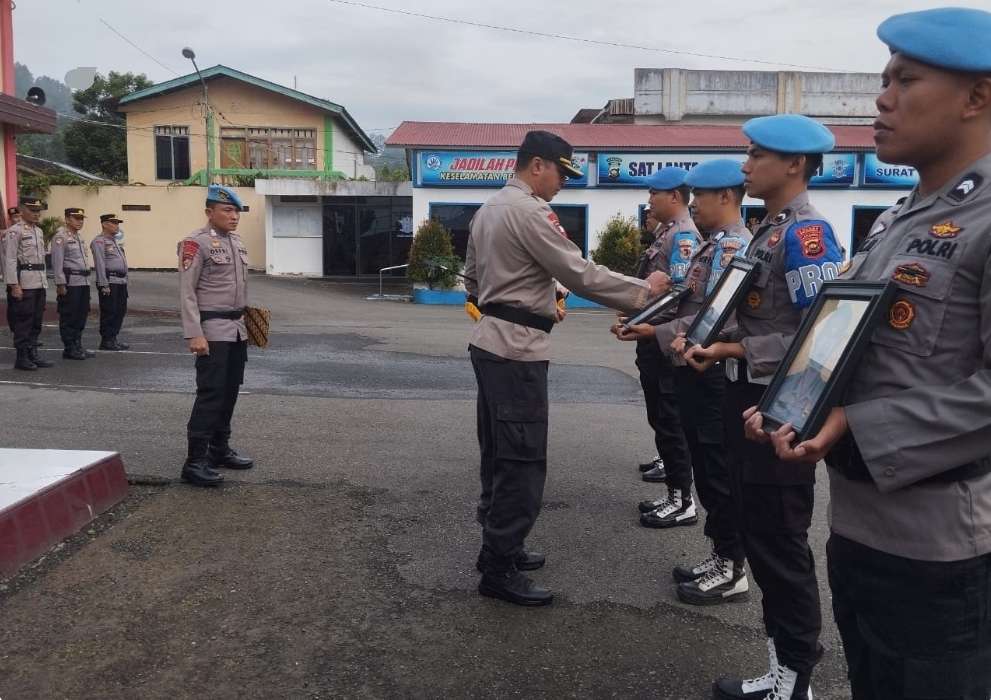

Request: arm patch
left=181, top=240, right=200, bottom=271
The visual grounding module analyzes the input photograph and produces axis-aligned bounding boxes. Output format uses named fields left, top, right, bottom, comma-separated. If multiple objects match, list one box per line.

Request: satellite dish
left=64, top=67, right=98, bottom=92
left=25, top=87, right=45, bottom=106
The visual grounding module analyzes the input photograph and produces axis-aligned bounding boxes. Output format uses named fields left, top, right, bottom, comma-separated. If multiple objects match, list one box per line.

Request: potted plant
left=407, top=218, right=466, bottom=304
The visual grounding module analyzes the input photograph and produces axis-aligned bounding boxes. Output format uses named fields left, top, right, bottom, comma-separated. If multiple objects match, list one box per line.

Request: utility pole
left=182, top=47, right=211, bottom=185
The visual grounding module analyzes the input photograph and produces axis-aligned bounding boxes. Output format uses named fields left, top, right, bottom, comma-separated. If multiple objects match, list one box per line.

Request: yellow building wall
left=121, top=78, right=332, bottom=184
left=45, top=185, right=266, bottom=269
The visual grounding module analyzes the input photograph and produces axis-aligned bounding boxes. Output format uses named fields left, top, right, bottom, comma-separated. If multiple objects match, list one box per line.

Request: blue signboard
left=861, top=153, right=919, bottom=188
left=416, top=150, right=588, bottom=188
left=811, top=153, right=857, bottom=187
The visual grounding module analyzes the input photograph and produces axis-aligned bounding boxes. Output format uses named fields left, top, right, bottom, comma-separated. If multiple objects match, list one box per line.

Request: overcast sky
left=14, top=0, right=990, bottom=137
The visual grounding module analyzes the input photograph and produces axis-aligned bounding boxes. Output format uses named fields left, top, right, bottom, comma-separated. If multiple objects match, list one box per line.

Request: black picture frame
left=623, top=284, right=690, bottom=329
left=757, top=280, right=896, bottom=442
left=684, top=258, right=760, bottom=348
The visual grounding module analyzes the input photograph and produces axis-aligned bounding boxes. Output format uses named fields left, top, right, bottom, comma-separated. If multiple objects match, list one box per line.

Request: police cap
left=645, top=166, right=689, bottom=191
left=100, top=213, right=123, bottom=223
left=64, top=207, right=86, bottom=218
left=685, top=159, right=745, bottom=190
left=517, top=130, right=583, bottom=178
left=19, top=196, right=44, bottom=210
left=878, top=7, right=991, bottom=73
left=206, top=184, right=244, bottom=211
left=742, top=114, right=835, bottom=155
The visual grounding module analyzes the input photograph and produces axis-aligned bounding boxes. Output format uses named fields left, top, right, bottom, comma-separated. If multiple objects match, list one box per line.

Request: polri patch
left=547, top=212, right=568, bottom=239
left=795, top=223, right=826, bottom=259
left=892, top=262, right=930, bottom=287
left=889, top=299, right=915, bottom=330
left=929, top=221, right=962, bottom=238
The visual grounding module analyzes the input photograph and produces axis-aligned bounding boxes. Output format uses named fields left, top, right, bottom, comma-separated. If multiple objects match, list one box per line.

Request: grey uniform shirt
left=51, top=227, right=91, bottom=287
left=91, top=234, right=128, bottom=287
left=464, top=177, right=650, bottom=362
left=179, top=226, right=249, bottom=341
left=829, top=152, right=991, bottom=562
left=0, top=227, right=9, bottom=284
left=636, top=213, right=701, bottom=282
left=3, top=222, right=47, bottom=290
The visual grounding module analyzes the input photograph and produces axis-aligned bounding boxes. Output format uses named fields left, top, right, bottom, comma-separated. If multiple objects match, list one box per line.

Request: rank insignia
left=871, top=221, right=887, bottom=236
left=929, top=221, right=961, bottom=238
left=948, top=173, right=982, bottom=202
left=772, top=209, right=791, bottom=225
left=547, top=212, right=568, bottom=239
left=889, top=299, right=916, bottom=330
left=795, top=223, right=826, bottom=259
left=892, top=262, right=930, bottom=287
left=767, top=230, right=782, bottom=248
left=181, top=240, right=199, bottom=271
left=747, top=291, right=761, bottom=309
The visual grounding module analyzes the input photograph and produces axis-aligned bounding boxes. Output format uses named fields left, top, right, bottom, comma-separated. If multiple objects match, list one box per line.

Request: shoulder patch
left=772, top=209, right=791, bottom=225
left=547, top=212, right=568, bottom=239
left=948, top=173, right=982, bottom=203
left=181, top=239, right=200, bottom=271
left=792, top=222, right=826, bottom=259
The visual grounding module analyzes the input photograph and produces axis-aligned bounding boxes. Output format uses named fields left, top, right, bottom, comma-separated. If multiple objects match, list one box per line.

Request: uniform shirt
left=0, top=227, right=9, bottom=285
left=51, top=227, right=91, bottom=287
left=727, top=191, right=844, bottom=378
left=91, top=234, right=128, bottom=287
left=636, top=212, right=700, bottom=283
left=464, top=177, right=650, bottom=362
left=829, top=152, right=991, bottom=562
left=178, top=226, right=249, bottom=341
left=3, top=221, right=47, bottom=290
left=654, top=221, right=752, bottom=351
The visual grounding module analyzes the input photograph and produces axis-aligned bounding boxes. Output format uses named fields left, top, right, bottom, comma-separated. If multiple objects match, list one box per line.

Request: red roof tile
left=386, top=121, right=876, bottom=151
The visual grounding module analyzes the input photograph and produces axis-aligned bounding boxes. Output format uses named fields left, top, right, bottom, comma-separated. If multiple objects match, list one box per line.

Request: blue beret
left=878, top=7, right=991, bottom=73
left=742, top=114, right=835, bottom=155
left=685, top=159, right=745, bottom=189
left=645, top=166, right=688, bottom=191
left=206, top=184, right=244, bottom=211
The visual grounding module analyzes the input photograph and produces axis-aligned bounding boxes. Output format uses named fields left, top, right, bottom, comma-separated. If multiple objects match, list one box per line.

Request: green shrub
left=407, top=218, right=462, bottom=290
left=39, top=216, right=63, bottom=246
left=591, top=213, right=641, bottom=276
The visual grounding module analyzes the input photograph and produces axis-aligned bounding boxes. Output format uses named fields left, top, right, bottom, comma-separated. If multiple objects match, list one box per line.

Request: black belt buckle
left=18, top=263, right=44, bottom=271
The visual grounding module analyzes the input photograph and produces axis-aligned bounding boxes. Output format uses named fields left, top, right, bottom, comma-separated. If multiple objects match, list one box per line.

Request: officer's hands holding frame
left=745, top=405, right=849, bottom=464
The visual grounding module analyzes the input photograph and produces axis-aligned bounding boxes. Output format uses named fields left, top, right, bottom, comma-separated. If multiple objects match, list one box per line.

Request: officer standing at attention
left=91, top=213, right=129, bottom=350
left=179, top=185, right=254, bottom=487
left=752, top=8, right=991, bottom=699
left=1, top=207, right=19, bottom=334
left=682, top=115, right=843, bottom=700
left=466, top=130, right=670, bottom=606
left=51, top=208, right=95, bottom=360
left=4, top=197, right=54, bottom=371
left=617, top=159, right=753, bottom=603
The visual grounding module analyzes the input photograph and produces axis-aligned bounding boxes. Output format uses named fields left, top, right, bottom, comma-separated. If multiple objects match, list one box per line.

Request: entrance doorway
left=321, top=196, right=413, bottom=276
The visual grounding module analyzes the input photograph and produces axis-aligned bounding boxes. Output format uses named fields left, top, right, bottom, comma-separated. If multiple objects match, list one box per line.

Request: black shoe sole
left=677, top=587, right=749, bottom=607
left=14, top=365, right=38, bottom=371
left=180, top=473, right=224, bottom=487
left=640, top=515, right=699, bottom=529
left=475, top=560, right=545, bottom=573
left=641, top=473, right=667, bottom=483
left=212, top=463, right=254, bottom=470
left=478, top=582, right=553, bottom=607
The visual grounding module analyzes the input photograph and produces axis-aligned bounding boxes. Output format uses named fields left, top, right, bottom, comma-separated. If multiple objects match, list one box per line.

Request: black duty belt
left=479, top=303, right=554, bottom=333
left=17, top=263, right=44, bottom=271
left=829, top=434, right=991, bottom=484
left=64, top=268, right=90, bottom=277
left=200, top=308, right=245, bottom=321
left=108, top=271, right=127, bottom=278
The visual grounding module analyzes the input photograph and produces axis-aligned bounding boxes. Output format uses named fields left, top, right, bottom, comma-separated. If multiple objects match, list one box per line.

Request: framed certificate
left=757, top=280, right=896, bottom=441
left=623, top=284, right=690, bottom=329
left=684, top=258, right=760, bottom=348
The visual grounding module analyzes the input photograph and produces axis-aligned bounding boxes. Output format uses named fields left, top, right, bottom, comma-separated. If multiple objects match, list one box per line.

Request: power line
left=98, top=19, right=180, bottom=76
left=326, top=0, right=852, bottom=73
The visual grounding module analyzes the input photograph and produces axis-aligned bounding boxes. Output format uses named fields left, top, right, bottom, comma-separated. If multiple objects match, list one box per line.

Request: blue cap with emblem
left=877, top=7, right=991, bottom=73
left=206, top=184, right=244, bottom=211
left=685, top=159, right=745, bottom=189
left=645, top=166, right=689, bottom=191
left=742, top=114, right=835, bottom=155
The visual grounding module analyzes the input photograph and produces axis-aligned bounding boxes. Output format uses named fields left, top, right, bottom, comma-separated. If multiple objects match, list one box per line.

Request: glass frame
left=623, top=284, right=690, bottom=329
left=684, top=258, right=760, bottom=348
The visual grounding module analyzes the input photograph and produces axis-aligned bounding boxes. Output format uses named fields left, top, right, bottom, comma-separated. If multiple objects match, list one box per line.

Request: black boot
left=28, top=345, right=54, bottom=368
left=63, top=343, right=87, bottom=360
left=209, top=435, right=254, bottom=470
left=14, top=347, right=37, bottom=371
left=114, top=337, right=130, bottom=350
left=476, top=549, right=546, bottom=573
left=478, top=569, right=553, bottom=607
left=99, top=338, right=122, bottom=351
left=77, top=341, right=96, bottom=359
left=181, top=438, right=224, bottom=487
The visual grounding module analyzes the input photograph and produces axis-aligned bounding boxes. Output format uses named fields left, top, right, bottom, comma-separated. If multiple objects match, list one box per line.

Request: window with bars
left=154, top=126, right=191, bottom=180
left=220, top=126, right=317, bottom=170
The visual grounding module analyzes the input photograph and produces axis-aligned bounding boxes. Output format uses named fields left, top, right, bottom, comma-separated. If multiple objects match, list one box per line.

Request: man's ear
left=962, top=75, right=991, bottom=121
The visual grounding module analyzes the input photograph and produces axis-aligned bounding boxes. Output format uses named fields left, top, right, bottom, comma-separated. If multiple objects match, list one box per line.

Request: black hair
left=728, top=184, right=746, bottom=202
left=515, top=151, right=538, bottom=172
left=674, top=185, right=691, bottom=205
left=802, top=153, right=823, bottom=182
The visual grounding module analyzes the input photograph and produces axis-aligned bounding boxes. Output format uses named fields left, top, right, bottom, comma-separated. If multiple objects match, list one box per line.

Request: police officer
left=4, top=197, right=54, bottom=371
left=1, top=207, right=19, bottom=334
left=466, top=130, right=670, bottom=606
left=51, top=208, right=94, bottom=360
left=91, top=213, right=129, bottom=350
left=752, top=8, right=991, bottom=698
left=179, top=185, right=254, bottom=487
left=682, top=116, right=843, bottom=699
left=618, top=159, right=754, bottom=604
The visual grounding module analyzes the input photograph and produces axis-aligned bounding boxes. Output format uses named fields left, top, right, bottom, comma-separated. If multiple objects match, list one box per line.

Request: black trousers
left=828, top=533, right=991, bottom=699
left=57, top=285, right=90, bottom=346
left=674, top=364, right=743, bottom=562
left=98, top=283, right=127, bottom=340
left=5, top=287, right=13, bottom=333
left=187, top=340, right=248, bottom=442
left=10, top=287, right=45, bottom=350
left=725, top=376, right=821, bottom=674
left=470, top=345, right=548, bottom=572
left=635, top=339, right=692, bottom=491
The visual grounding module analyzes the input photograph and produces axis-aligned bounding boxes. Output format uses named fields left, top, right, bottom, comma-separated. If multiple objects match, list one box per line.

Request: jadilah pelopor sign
left=417, top=151, right=589, bottom=188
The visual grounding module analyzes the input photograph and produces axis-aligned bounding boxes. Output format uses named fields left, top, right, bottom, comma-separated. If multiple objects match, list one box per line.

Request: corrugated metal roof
left=386, top=121, right=876, bottom=151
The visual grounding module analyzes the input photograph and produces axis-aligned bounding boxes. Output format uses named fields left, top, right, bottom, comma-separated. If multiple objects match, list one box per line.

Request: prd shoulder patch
left=181, top=239, right=200, bottom=271
left=794, top=223, right=826, bottom=259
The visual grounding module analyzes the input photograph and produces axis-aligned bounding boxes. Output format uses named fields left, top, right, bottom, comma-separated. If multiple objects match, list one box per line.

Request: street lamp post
left=182, top=47, right=211, bottom=186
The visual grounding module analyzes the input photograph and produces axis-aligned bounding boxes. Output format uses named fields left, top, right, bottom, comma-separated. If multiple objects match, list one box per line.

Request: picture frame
left=684, top=258, right=761, bottom=348
left=757, top=280, right=896, bottom=442
left=622, top=284, right=690, bottom=329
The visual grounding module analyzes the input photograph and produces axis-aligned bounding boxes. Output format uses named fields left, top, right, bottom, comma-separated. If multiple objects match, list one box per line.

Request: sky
left=13, top=0, right=991, bottom=138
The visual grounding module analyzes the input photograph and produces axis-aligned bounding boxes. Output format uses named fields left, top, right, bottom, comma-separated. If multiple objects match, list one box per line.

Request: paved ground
left=0, top=272, right=850, bottom=699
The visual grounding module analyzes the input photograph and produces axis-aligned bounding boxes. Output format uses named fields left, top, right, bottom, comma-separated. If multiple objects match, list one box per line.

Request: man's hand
left=743, top=405, right=771, bottom=444
left=670, top=332, right=688, bottom=355
left=100, top=286, right=111, bottom=297
left=10, top=283, right=22, bottom=301
left=612, top=321, right=653, bottom=341
left=555, top=305, right=567, bottom=323
left=56, top=284, right=66, bottom=297
left=769, top=406, right=849, bottom=464
left=645, top=271, right=671, bottom=297
left=188, top=336, right=209, bottom=356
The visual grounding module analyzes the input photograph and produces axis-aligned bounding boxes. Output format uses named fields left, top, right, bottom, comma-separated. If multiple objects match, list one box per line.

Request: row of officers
left=2, top=200, right=130, bottom=370
left=464, top=7, right=991, bottom=700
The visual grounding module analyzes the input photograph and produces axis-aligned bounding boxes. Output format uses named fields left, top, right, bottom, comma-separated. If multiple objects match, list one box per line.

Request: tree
left=62, top=71, right=153, bottom=180
left=591, top=213, right=642, bottom=277
left=407, top=219, right=461, bottom=289
left=14, top=62, right=74, bottom=162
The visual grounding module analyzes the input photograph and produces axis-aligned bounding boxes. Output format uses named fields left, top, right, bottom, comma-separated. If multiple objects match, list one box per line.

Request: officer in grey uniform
left=51, top=207, right=94, bottom=360
left=1, top=207, right=18, bottom=334
left=755, top=8, right=991, bottom=698
left=91, top=214, right=129, bottom=350
left=179, top=184, right=254, bottom=487
left=4, top=197, right=54, bottom=371
left=466, top=130, right=670, bottom=606
left=684, top=116, right=844, bottom=700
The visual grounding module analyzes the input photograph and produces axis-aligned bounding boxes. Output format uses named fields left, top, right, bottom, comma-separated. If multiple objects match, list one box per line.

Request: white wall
left=333, top=125, right=374, bottom=180
left=266, top=199, right=323, bottom=275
